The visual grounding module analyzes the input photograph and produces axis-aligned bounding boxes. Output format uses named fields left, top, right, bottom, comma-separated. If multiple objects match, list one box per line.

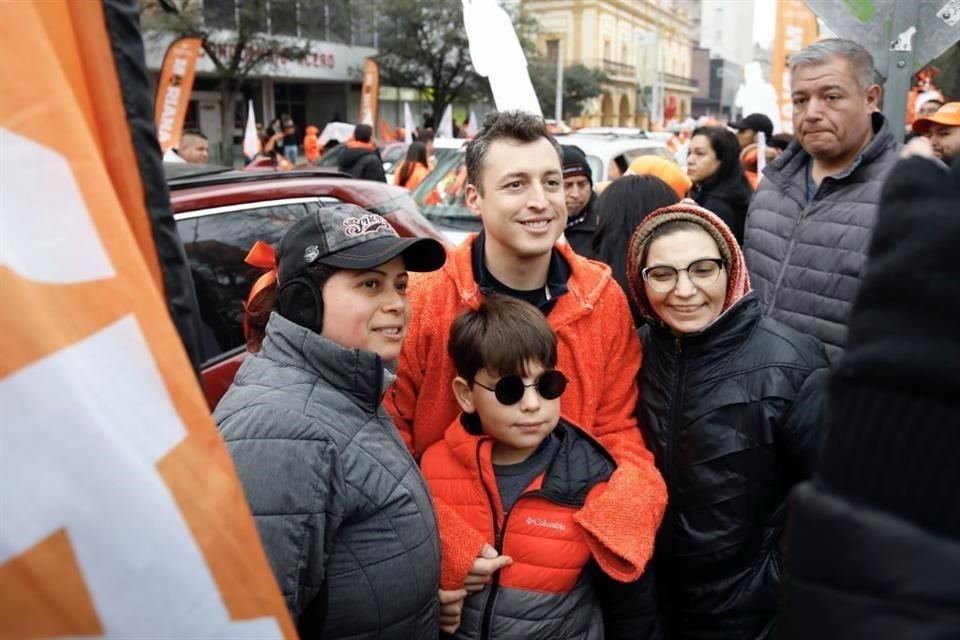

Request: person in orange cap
left=913, top=102, right=960, bottom=165
left=625, top=155, right=692, bottom=198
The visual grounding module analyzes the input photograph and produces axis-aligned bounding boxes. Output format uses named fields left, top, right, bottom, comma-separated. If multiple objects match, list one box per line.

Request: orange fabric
left=422, top=420, right=664, bottom=590
left=389, top=236, right=664, bottom=583
left=745, top=170, right=760, bottom=190
left=379, top=119, right=396, bottom=142
left=303, top=125, right=320, bottom=163
left=393, top=161, right=429, bottom=191
left=626, top=156, right=692, bottom=198
left=913, top=101, right=960, bottom=135
left=0, top=3, right=295, bottom=636
left=242, top=241, right=277, bottom=339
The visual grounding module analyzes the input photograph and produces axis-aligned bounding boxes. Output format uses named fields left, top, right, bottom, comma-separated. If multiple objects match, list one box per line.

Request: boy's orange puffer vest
left=423, top=417, right=658, bottom=638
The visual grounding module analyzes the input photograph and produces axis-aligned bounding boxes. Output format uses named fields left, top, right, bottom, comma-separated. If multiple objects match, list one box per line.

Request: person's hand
left=901, top=136, right=936, bottom=159
left=438, top=588, right=467, bottom=634
left=464, top=543, right=512, bottom=593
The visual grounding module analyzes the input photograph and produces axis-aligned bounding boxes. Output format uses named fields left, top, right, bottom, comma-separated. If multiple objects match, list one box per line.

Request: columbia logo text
left=526, top=517, right=566, bottom=531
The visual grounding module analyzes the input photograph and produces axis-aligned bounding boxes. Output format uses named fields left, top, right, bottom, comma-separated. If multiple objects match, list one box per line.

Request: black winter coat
left=689, top=175, right=752, bottom=245
left=338, top=146, right=387, bottom=182
left=637, top=294, right=829, bottom=639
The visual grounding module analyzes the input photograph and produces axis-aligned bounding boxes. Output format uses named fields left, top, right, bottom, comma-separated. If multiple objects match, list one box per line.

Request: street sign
left=804, top=0, right=960, bottom=141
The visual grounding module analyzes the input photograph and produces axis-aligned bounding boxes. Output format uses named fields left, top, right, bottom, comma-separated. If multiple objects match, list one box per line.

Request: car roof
left=432, top=138, right=469, bottom=150
left=556, top=133, right=668, bottom=158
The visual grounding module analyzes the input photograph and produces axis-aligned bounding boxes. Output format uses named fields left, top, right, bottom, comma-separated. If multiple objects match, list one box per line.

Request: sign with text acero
left=143, top=30, right=376, bottom=82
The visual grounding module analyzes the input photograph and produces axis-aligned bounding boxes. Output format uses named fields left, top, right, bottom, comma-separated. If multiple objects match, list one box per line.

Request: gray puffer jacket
left=214, top=313, right=440, bottom=639
left=742, top=112, right=898, bottom=362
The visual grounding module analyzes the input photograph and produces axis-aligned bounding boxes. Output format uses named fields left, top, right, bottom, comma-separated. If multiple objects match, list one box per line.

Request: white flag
left=403, top=102, right=415, bottom=144
left=437, top=104, right=454, bottom=139
left=464, top=110, right=479, bottom=138
left=242, top=99, right=260, bottom=160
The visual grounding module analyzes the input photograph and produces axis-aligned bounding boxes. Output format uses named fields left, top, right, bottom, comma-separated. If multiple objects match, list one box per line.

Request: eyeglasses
left=472, top=370, right=569, bottom=405
left=641, top=258, right=725, bottom=292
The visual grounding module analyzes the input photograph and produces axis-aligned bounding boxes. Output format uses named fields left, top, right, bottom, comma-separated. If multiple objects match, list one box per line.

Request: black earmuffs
left=278, top=276, right=324, bottom=334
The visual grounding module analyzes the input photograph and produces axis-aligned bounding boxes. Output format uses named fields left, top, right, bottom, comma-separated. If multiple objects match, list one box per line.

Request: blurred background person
left=589, top=175, right=679, bottom=327
left=686, top=126, right=752, bottom=245
left=163, top=128, right=209, bottom=164
left=624, top=156, right=692, bottom=199
left=627, top=202, right=829, bottom=640
left=338, top=123, right=387, bottom=182
left=303, top=125, right=321, bottom=164
left=394, top=141, right=431, bottom=191
left=729, top=113, right=775, bottom=151
left=561, top=145, right=598, bottom=255
left=282, top=114, right=298, bottom=164
left=912, top=102, right=960, bottom=165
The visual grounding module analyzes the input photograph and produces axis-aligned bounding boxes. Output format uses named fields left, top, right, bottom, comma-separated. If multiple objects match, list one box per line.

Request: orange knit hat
left=626, top=156, right=692, bottom=198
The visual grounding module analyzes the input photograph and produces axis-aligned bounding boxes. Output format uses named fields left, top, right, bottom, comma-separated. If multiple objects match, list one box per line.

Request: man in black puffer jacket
left=778, top=143, right=960, bottom=639
left=337, top=123, right=387, bottom=181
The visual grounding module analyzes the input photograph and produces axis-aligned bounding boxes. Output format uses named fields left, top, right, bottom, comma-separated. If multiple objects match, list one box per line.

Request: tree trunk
left=219, top=79, right=236, bottom=167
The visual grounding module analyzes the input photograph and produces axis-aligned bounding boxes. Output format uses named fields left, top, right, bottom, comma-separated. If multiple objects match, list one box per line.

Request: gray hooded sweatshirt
left=214, top=313, right=440, bottom=639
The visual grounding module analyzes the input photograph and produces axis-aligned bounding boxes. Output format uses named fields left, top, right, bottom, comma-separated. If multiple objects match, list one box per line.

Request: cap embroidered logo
left=303, top=245, right=320, bottom=263
left=343, top=214, right=394, bottom=237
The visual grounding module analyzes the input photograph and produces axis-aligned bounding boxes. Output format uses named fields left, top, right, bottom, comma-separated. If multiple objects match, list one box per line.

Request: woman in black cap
left=215, top=204, right=448, bottom=639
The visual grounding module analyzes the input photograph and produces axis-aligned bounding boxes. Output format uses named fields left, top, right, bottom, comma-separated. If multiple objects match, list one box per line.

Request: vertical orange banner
left=154, top=36, right=203, bottom=153
left=0, top=3, right=295, bottom=638
left=359, top=58, right=380, bottom=127
left=772, top=0, right=818, bottom=132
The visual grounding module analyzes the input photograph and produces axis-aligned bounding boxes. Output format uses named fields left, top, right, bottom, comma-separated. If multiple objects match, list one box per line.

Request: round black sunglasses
left=472, top=370, right=569, bottom=405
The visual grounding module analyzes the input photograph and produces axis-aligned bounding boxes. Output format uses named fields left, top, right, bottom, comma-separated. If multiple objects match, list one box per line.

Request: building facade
left=521, top=0, right=697, bottom=129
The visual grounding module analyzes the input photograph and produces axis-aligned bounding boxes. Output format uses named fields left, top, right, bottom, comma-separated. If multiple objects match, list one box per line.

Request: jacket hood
left=626, top=201, right=751, bottom=325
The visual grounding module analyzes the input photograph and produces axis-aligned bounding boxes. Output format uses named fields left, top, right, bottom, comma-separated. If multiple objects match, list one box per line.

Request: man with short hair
left=730, top=113, right=774, bottom=149
left=164, top=128, right=209, bottom=164
left=337, top=123, right=387, bottom=181
left=912, top=102, right=960, bottom=165
left=560, top=145, right=598, bottom=255
left=387, top=110, right=666, bottom=599
left=743, top=38, right=899, bottom=362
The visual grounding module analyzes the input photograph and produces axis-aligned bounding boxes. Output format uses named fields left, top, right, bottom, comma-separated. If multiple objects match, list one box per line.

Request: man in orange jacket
left=386, top=110, right=666, bottom=594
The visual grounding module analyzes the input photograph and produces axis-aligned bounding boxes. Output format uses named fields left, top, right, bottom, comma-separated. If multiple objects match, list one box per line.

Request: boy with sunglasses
left=421, top=296, right=662, bottom=638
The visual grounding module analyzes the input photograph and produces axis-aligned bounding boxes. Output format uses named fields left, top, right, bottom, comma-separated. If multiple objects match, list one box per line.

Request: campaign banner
left=772, top=0, right=818, bottom=133
left=154, top=36, right=203, bottom=153
left=359, top=58, right=380, bottom=127
left=0, top=3, right=294, bottom=637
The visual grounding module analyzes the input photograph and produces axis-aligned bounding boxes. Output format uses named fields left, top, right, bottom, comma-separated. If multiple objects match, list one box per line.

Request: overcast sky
left=753, top=0, right=776, bottom=47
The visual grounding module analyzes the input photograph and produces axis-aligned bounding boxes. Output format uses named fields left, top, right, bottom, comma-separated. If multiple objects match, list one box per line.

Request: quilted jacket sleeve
left=223, top=407, right=345, bottom=623
left=778, top=365, right=831, bottom=482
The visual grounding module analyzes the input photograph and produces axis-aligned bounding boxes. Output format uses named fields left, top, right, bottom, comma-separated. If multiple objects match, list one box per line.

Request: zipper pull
left=675, top=337, right=683, bottom=353
left=494, top=532, right=503, bottom=552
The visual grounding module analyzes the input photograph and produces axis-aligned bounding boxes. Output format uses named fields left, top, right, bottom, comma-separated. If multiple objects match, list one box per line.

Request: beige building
left=521, top=0, right=698, bottom=128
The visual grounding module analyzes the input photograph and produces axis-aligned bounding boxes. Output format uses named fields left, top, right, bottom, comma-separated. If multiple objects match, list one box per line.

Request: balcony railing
left=662, top=72, right=698, bottom=89
left=602, top=59, right=636, bottom=77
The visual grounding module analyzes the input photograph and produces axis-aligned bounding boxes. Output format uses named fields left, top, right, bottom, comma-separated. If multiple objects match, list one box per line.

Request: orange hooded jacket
left=388, top=235, right=667, bottom=587
left=422, top=417, right=661, bottom=634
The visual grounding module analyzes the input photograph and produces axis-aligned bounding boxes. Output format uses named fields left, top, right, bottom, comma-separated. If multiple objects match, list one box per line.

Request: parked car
left=166, top=164, right=447, bottom=408
left=412, top=133, right=675, bottom=245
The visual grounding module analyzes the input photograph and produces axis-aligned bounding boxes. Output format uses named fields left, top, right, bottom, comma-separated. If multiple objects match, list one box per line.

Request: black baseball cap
left=277, top=203, right=446, bottom=284
left=730, top=113, right=774, bottom=139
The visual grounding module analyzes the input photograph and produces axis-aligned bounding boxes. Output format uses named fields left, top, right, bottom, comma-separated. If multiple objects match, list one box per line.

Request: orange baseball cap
left=625, top=156, right=692, bottom=198
left=912, top=102, right=960, bottom=135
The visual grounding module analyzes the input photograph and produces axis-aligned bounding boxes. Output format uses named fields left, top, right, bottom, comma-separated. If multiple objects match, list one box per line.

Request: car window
left=176, top=199, right=322, bottom=364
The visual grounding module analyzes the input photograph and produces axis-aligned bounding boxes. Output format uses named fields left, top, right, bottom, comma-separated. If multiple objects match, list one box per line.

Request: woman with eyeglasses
left=624, top=202, right=829, bottom=640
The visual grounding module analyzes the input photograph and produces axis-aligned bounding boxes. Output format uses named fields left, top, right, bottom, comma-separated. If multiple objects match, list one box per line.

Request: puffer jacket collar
left=444, top=415, right=616, bottom=506
left=645, top=293, right=761, bottom=361
left=763, top=112, right=896, bottom=196
left=443, top=234, right=615, bottom=331
left=259, top=312, right=395, bottom=412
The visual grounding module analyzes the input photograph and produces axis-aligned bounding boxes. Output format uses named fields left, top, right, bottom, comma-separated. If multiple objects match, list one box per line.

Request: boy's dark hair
left=449, top=295, right=557, bottom=385
left=465, top=111, right=562, bottom=195
left=354, top=123, right=373, bottom=142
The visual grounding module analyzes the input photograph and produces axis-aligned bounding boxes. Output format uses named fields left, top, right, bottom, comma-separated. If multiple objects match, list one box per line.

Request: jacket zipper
left=663, top=336, right=687, bottom=620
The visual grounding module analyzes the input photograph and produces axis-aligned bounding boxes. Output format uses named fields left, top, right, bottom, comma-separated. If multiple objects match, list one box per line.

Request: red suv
left=168, top=165, right=447, bottom=408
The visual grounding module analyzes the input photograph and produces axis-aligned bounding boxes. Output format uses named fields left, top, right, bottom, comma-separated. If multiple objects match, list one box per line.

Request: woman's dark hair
left=590, top=175, right=680, bottom=326
left=397, top=141, right=429, bottom=185
left=691, top=126, right=749, bottom=186
left=244, top=263, right=336, bottom=352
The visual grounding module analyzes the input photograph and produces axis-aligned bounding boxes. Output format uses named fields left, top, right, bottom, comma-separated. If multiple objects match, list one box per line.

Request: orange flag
left=772, top=0, right=818, bottom=133
left=0, top=3, right=295, bottom=638
left=380, top=118, right=397, bottom=143
left=155, top=35, right=203, bottom=153
left=358, top=58, right=380, bottom=126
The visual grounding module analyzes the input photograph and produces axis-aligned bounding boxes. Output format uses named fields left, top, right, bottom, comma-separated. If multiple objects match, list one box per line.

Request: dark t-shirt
left=493, top=434, right=560, bottom=512
left=471, top=231, right=570, bottom=315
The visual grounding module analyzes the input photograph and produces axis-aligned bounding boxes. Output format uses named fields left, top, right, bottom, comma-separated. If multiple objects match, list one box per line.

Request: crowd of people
left=209, top=37, right=959, bottom=639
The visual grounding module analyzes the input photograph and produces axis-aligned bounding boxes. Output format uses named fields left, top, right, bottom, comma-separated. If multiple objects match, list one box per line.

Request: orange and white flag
left=358, top=58, right=380, bottom=127
left=772, top=0, right=818, bottom=133
left=0, top=3, right=295, bottom=638
left=155, top=35, right=203, bottom=154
